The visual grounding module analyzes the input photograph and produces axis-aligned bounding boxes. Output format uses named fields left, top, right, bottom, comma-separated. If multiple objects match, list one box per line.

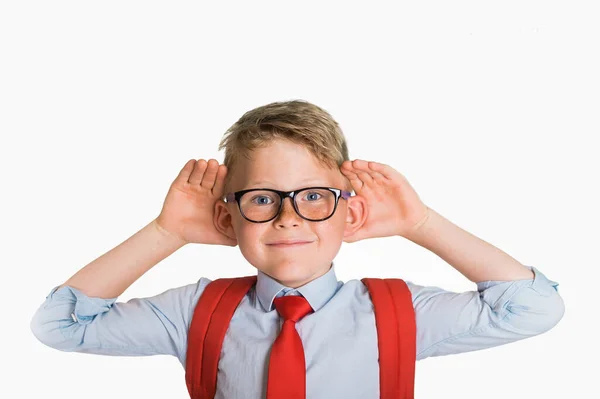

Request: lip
left=267, top=240, right=313, bottom=247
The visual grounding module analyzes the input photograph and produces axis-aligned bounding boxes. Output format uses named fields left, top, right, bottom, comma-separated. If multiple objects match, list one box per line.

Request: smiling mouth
left=267, top=242, right=313, bottom=248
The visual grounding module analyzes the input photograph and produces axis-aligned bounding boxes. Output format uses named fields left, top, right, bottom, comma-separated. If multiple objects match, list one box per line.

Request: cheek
left=330, top=205, right=349, bottom=232
left=235, top=236, right=260, bottom=265
left=232, top=222, right=266, bottom=255
left=315, top=214, right=347, bottom=240
left=312, top=221, right=345, bottom=259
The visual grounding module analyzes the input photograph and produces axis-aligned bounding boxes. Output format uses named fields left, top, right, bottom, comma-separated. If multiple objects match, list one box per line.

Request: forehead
left=230, top=139, right=343, bottom=191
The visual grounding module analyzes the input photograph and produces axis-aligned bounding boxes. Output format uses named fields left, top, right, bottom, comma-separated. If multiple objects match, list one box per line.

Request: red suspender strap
left=185, top=275, right=257, bottom=399
left=361, top=278, right=417, bottom=399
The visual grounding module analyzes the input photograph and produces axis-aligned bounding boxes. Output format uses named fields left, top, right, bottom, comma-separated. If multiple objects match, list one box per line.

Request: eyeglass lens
left=239, top=188, right=336, bottom=222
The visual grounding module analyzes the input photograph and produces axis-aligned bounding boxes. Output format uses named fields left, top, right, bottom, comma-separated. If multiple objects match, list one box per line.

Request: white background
left=2, top=1, right=598, bottom=398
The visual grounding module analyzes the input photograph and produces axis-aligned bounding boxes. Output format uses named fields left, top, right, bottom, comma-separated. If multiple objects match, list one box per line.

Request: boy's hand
left=340, top=160, right=430, bottom=242
left=155, top=159, right=238, bottom=246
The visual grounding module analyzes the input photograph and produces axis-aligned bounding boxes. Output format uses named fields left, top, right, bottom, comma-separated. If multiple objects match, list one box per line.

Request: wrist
left=152, top=217, right=188, bottom=247
left=404, top=206, right=436, bottom=243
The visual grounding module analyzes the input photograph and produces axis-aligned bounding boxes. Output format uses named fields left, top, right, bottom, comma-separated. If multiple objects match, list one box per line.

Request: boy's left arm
left=340, top=160, right=565, bottom=357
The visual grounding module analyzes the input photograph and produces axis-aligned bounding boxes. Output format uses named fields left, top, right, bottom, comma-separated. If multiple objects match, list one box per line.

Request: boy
left=30, top=100, right=565, bottom=398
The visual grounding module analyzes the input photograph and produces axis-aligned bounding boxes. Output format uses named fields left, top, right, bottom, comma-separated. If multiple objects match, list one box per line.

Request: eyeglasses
left=224, top=187, right=352, bottom=223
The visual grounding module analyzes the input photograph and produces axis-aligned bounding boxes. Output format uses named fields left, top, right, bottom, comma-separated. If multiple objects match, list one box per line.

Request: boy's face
left=215, top=139, right=366, bottom=289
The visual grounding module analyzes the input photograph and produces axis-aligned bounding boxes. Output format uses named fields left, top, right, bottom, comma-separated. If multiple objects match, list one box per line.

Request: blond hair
left=218, top=99, right=351, bottom=192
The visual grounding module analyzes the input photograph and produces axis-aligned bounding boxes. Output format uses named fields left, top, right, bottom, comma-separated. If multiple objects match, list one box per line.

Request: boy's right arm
left=54, top=218, right=187, bottom=299
left=30, top=159, right=236, bottom=364
left=51, top=158, right=235, bottom=300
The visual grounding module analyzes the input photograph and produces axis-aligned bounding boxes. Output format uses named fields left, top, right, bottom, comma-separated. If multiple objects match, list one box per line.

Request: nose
left=275, top=197, right=301, bottom=227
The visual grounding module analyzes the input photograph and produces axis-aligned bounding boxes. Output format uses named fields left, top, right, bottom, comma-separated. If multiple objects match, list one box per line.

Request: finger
left=368, top=161, right=399, bottom=181
left=340, top=160, right=353, bottom=171
left=369, top=170, right=387, bottom=183
left=340, top=163, right=356, bottom=177
left=350, top=159, right=375, bottom=184
left=340, top=163, right=356, bottom=175
left=351, top=159, right=371, bottom=171
left=346, top=159, right=390, bottom=186
left=188, top=159, right=208, bottom=185
left=356, top=170, right=374, bottom=186
left=175, top=159, right=196, bottom=185
left=212, top=164, right=228, bottom=196
left=200, top=159, right=219, bottom=189
left=346, top=168, right=384, bottom=186
left=342, top=169, right=364, bottom=193
left=340, top=160, right=365, bottom=175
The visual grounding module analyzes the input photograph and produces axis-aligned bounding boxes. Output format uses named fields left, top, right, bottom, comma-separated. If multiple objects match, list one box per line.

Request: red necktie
left=266, top=295, right=314, bottom=399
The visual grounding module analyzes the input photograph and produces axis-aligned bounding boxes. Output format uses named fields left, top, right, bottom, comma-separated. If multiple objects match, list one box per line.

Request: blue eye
left=304, top=192, right=322, bottom=201
left=251, top=195, right=274, bottom=205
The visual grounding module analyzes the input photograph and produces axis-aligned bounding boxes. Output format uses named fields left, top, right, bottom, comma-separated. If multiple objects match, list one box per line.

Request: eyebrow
left=246, top=179, right=329, bottom=189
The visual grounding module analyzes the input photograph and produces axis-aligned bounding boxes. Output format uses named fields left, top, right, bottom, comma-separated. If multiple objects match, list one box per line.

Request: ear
left=214, top=199, right=238, bottom=241
left=343, top=194, right=368, bottom=242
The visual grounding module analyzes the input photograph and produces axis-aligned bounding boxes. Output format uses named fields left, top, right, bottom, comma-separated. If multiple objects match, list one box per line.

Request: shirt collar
left=255, top=261, right=340, bottom=313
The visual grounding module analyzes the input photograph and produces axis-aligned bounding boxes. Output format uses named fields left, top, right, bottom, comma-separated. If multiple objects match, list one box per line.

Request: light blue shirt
left=30, top=262, right=564, bottom=398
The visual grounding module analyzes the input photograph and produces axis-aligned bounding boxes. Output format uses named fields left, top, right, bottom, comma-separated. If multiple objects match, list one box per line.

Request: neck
left=273, top=263, right=332, bottom=289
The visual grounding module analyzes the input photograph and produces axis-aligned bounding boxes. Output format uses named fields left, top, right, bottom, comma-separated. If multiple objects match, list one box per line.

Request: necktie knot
left=273, top=295, right=313, bottom=323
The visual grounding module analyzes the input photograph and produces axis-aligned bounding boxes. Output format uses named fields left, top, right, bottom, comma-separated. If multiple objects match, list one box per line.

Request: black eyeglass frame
left=224, top=187, right=352, bottom=223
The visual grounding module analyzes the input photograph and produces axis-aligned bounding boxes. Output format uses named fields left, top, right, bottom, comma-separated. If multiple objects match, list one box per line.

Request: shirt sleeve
left=408, top=265, right=564, bottom=361
left=30, top=277, right=212, bottom=365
